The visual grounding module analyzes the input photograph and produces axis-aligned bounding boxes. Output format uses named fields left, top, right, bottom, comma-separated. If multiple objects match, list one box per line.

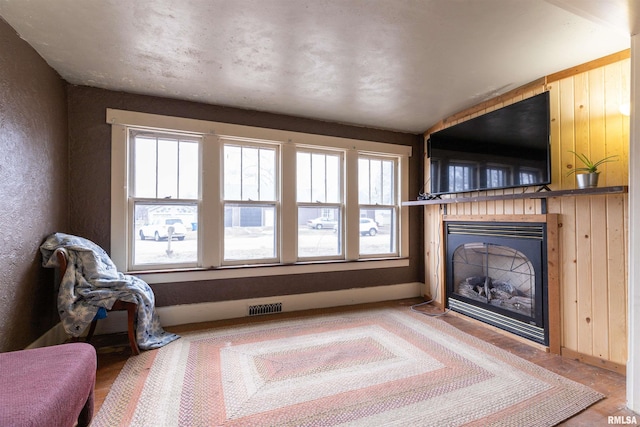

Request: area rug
left=91, top=307, right=603, bottom=426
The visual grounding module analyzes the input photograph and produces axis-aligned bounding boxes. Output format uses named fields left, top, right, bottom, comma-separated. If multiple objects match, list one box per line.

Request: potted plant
left=567, top=151, right=618, bottom=188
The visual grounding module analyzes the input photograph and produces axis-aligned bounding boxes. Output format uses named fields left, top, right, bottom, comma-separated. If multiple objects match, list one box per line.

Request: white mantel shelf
left=402, top=185, right=629, bottom=206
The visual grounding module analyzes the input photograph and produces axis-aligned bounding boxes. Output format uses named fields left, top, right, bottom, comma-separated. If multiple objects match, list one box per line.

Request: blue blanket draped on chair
left=40, top=232, right=179, bottom=351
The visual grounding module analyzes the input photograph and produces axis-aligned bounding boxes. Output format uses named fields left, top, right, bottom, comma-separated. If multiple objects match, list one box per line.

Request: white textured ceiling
left=0, top=0, right=635, bottom=133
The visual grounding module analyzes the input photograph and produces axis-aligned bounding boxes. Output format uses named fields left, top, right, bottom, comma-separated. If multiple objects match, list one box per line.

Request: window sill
left=130, top=257, right=410, bottom=284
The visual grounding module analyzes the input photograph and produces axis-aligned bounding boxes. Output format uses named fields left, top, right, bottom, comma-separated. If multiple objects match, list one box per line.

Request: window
left=358, top=156, right=398, bottom=256
left=109, top=109, right=411, bottom=281
left=223, top=142, right=278, bottom=263
left=130, top=131, right=200, bottom=269
left=297, top=150, right=343, bottom=259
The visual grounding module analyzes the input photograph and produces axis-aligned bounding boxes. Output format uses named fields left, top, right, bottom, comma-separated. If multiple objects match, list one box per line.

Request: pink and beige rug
left=92, top=307, right=603, bottom=426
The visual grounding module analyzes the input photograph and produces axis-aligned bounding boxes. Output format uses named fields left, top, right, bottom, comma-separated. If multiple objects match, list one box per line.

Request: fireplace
left=445, top=221, right=548, bottom=345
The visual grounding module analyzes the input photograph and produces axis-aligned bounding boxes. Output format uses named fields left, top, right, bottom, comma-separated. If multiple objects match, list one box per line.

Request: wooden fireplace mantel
left=438, top=214, right=561, bottom=355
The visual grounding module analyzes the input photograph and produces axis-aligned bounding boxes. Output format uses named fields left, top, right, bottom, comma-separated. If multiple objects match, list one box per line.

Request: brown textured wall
left=67, top=85, right=424, bottom=306
left=0, top=18, right=68, bottom=351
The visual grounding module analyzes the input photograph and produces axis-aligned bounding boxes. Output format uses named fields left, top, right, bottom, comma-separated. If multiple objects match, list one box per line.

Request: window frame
left=296, top=148, right=345, bottom=261
left=221, top=139, right=281, bottom=265
left=109, top=109, right=411, bottom=283
left=127, top=129, right=203, bottom=271
left=357, top=154, right=400, bottom=258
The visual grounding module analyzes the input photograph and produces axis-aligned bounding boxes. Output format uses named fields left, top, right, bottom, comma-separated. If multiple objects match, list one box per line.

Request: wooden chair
left=56, top=248, right=140, bottom=355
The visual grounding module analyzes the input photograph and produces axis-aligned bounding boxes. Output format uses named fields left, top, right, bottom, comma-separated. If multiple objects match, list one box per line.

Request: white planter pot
left=576, top=172, right=599, bottom=189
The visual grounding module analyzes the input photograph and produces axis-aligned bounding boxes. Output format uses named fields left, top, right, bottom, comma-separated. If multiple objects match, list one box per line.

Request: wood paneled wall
left=423, top=51, right=630, bottom=369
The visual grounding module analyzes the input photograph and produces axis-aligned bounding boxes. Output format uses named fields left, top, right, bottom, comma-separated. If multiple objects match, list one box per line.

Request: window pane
left=224, top=145, right=242, bottom=200
left=298, top=207, right=341, bottom=258
left=133, top=203, right=198, bottom=265
left=224, top=145, right=276, bottom=201
left=297, top=152, right=341, bottom=203
left=326, top=155, right=341, bottom=203
left=224, top=204, right=276, bottom=261
left=382, top=160, right=394, bottom=205
left=242, top=147, right=260, bottom=200
left=369, top=159, right=383, bottom=204
left=260, top=148, right=276, bottom=200
left=133, top=134, right=199, bottom=200
left=311, top=154, right=326, bottom=202
left=359, top=157, right=395, bottom=205
left=133, top=136, right=157, bottom=198
left=360, top=208, right=396, bottom=255
left=179, top=141, right=199, bottom=199
left=157, top=138, right=178, bottom=198
left=297, top=152, right=311, bottom=201
left=358, top=158, right=370, bottom=204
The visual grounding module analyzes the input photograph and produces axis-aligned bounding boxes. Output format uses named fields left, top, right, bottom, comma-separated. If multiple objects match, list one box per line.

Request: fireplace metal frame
left=445, top=221, right=549, bottom=345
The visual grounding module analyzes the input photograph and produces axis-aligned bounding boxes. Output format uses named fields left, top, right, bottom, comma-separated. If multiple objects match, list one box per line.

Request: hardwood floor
left=93, top=299, right=638, bottom=426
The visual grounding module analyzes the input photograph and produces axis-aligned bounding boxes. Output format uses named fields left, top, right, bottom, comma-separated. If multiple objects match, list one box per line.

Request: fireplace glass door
left=452, top=243, right=535, bottom=318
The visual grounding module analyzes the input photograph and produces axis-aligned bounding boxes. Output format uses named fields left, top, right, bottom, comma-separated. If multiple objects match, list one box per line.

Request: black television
left=428, top=91, right=551, bottom=196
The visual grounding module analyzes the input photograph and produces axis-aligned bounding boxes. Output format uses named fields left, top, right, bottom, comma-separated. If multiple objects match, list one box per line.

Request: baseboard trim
left=561, top=347, right=626, bottom=375
left=92, top=282, right=424, bottom=335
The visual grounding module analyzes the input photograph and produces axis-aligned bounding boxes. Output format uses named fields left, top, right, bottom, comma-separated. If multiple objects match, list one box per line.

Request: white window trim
left=296, top=148, right=344, bottom=261
left=108, top=109, right=411, bottom=283
left=127, top=130, right=203, bottom=270
left=221, top=139, right=281, bottom=265
left=357, top=154, right=401, bottom=258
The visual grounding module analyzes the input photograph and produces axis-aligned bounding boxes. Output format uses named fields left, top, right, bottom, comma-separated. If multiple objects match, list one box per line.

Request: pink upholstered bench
left=0, top=342, right=96, bottom=427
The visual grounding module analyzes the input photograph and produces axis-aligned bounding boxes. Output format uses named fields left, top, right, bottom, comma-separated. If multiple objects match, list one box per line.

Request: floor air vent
left=248, top=302, right=283, bottom=316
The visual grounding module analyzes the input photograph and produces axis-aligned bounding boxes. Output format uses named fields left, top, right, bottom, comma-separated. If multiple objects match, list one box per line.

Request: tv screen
left=428, top=91, right=551, bottom=195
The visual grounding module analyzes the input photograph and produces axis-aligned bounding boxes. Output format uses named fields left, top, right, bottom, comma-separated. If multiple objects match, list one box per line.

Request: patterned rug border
left=93, top=305, right=604, bottom=426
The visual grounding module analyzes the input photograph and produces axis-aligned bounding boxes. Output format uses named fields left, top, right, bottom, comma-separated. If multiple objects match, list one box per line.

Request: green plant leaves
left=567, top=151, right=618, bottom=176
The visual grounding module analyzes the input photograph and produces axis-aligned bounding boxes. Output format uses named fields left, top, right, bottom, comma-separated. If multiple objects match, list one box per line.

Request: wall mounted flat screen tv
left=428, top=91, right=551, bottom=196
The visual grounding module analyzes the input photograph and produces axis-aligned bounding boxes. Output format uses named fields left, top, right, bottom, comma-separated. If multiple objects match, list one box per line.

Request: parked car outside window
left=307, top=217, right=338, bottom=230
left=139, top=218, right=187, bottom=241
left=332, top=218, right=379, bottom=236
left=359, top=218, right=378, bottom=236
